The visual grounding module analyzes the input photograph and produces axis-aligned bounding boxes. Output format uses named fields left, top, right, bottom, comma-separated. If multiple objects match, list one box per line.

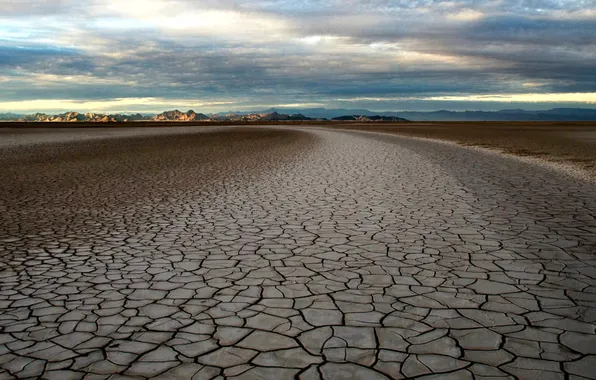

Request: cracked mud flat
left=1, top=126, right=595, bottom=380
left=312, top=122, right=596, bottom=180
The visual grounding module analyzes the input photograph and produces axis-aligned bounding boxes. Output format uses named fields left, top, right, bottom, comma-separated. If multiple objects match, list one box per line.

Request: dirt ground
left=312, top=122, right=596, bottom=178
left=0, top=128, right=316, bottom=236
left=2, top=120, right=595, bottom=178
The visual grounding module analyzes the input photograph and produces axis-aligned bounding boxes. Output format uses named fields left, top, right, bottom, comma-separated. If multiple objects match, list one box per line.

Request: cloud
left=0, top=97, right=236, bottom=113
left=335, top=93, right=596, bottom=104
left=0, top=0, right=83, bottom=16
left=1, top=0, right=595, bottom=112
left=0, top=46, right=80, bottom=66
left=425, top=93, right=596, bottom=104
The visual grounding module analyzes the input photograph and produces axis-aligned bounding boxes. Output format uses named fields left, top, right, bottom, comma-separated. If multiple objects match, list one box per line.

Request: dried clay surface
left=0, top=126, right=595, bottom=380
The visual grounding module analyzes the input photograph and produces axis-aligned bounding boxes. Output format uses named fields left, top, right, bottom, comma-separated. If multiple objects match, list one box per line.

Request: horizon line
left=3, top=106, right=596, bottom=116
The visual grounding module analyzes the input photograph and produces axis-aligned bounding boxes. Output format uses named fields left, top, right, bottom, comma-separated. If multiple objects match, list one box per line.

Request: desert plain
left=0, top=122, right=595, bottom=379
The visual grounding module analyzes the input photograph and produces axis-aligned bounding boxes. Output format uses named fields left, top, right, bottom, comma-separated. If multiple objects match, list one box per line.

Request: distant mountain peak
left=153, top=109, right=209, bottom=121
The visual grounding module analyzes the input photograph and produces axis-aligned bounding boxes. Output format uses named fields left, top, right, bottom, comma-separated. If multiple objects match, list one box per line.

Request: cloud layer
left=1, top=0, right=595, bottom=112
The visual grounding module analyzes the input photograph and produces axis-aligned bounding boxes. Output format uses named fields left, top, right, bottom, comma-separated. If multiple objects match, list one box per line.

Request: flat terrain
left=313, top=122, right=596, bottom=179
left=1, top=126, right=595, bottom=379
left=3, top=121, right=595, bottom=178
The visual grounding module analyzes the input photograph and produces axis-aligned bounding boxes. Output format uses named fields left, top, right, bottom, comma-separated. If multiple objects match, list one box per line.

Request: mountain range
left=0, top=110, right=318, bottom=123
left=392, top=108, right=596, bottom=121
left=15, top=112, right=148, bottom=123
left=1, top=108, right=595, bottom=122
left=251, top=107, right=596, bottom=121
left=331, top=115, right=408, bottom=122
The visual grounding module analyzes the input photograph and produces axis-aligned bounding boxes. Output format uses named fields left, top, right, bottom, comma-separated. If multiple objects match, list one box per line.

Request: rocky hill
left=211, top=111, right=313, bottom=122
left=18, top=112, right=149, bottom=122
left=9, top=110, right=313, bottom=123
left=152, top=110, right=209, bottom=121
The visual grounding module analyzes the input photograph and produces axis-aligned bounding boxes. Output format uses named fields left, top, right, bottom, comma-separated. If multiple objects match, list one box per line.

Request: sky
left=1, top=0, right=596, bottom=114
